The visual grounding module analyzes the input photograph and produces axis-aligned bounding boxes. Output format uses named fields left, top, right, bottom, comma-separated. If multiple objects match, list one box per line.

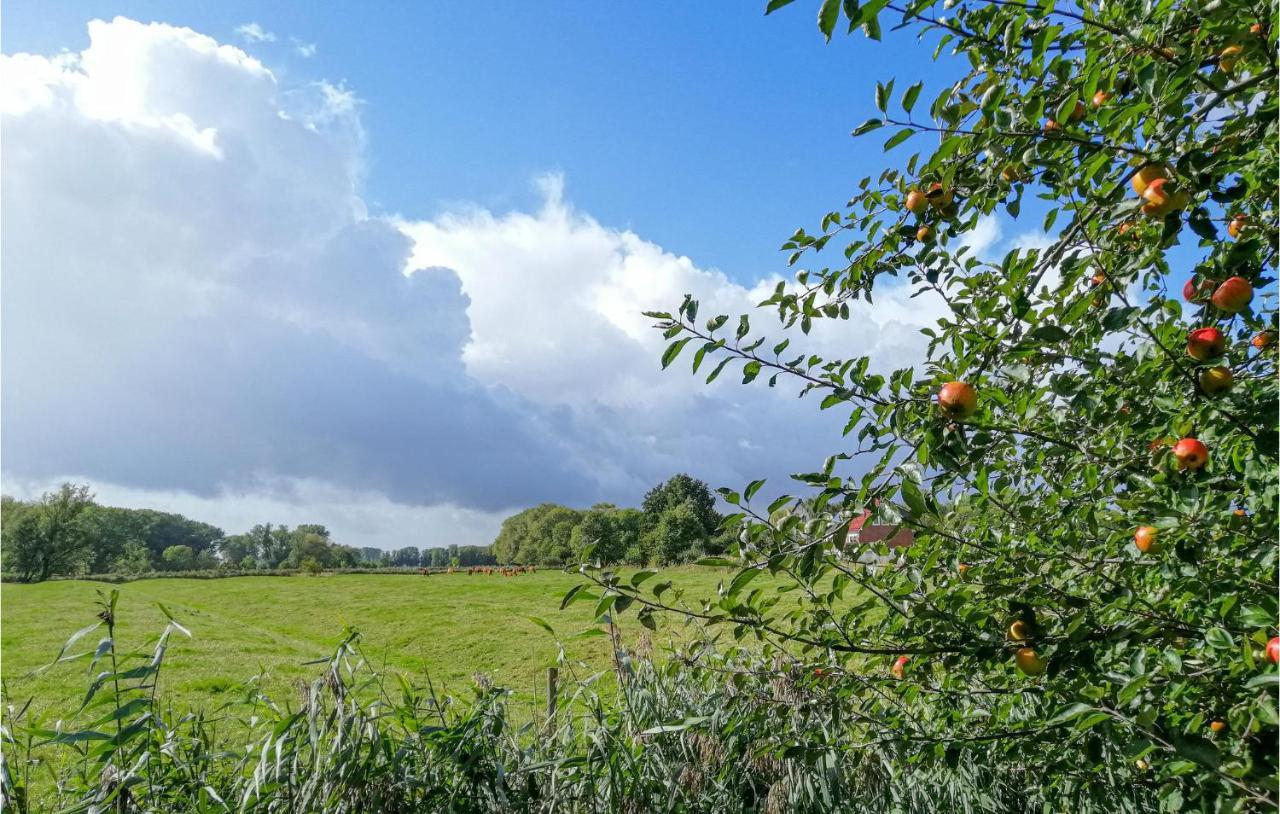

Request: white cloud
left=292, top=39, right=318, bottom=58
left=1, top=17, right=957, bottom=548
left=402, top=175, right=948, bottom=411
left=235, top=22, right=275, bottom=44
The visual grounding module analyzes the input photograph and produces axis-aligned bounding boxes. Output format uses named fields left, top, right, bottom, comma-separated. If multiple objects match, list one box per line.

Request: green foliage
left=641, top=473, right=722, bottom=537
left=493, top=475, right=725, bottom=566
left=300, top=555, right=324, bottom=574
left=493, top=503, right=587, bottom=565
left=611, top=1, right=1280, bottom=808
left=2, top=484, right=96, bottom=582
left=108, top=541, right=153, bottom=575
left=159, top=544, right=195, bottom=571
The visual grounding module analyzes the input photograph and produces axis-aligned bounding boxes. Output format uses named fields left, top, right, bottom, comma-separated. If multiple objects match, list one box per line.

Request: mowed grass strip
left=1, top=568, right=737, bottom=725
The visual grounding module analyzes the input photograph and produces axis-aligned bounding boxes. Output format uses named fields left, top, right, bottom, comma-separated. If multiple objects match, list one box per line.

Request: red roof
left=847, top=505, right=913, bottom=548
left=848, top=510, right=872, bottom=531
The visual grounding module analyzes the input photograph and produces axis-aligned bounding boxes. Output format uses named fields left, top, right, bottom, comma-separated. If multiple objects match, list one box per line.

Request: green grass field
left=1, top=569, right=730, bottom=728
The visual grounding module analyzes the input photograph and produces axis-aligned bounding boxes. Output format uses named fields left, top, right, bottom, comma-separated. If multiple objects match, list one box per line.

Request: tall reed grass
left=2, top=590, right=1156, bottom=812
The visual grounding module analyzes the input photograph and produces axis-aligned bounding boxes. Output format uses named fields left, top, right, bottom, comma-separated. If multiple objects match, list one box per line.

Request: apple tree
left=578, top=0, right=1278, bottom=808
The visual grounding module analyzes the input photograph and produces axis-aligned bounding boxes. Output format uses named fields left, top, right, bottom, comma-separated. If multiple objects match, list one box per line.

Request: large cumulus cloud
left=1, top=18, right=951, bottom=546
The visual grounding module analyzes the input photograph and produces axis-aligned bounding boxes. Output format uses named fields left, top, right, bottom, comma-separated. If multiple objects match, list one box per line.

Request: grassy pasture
left=0, top=568, right=733, bottom=727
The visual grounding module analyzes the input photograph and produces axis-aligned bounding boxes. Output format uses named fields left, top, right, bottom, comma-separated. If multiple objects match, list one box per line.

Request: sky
left=0, top=3, right=1054, bottom=549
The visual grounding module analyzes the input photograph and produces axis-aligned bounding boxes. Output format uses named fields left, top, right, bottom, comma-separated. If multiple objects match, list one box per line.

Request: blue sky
left=3, top=4, right=1193, bottom=549
left=3, top=2, right=959, bottom=280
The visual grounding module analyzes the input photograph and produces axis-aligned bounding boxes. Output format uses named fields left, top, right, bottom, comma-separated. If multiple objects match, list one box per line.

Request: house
left=847, top=509, right=913, bottom=549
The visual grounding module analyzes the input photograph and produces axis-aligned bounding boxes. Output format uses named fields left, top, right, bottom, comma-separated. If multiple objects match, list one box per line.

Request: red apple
left=1142, top=177, right=1171, bottom=205
left=1186, top=327, right=1226, bottom=361
left=1211, top=276, right=1253, bottom=313
left=1092, top=90, right=1111, bottom=107
left=917, top=225, right=936, bottom=243
left=1252, top=331, right=1275, bottom=350
left=1134, top=526, right=1162, bottom=554
left=1183, top=276, right=1216, bottom=302
left=906, top=190, right=929, bottom=214
left=1267, top=636, right=1279, bottom=664
left=1172, top=438, right=1209, bottom=470
left=937, top=381, right=978, bottom=419
left=1134, top=528, right=1164, bottom=551
left=1209, top=720, right=1227, bottom=734
left=891, top=655, right=910, bottom=679
left=1140, top=177, right=1190, bottom=216
left=1198, top=366, right=1234, bottom=395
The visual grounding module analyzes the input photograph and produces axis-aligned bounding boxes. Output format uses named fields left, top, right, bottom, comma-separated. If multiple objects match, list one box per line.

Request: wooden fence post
left=546, top=667, right=558, bottom=727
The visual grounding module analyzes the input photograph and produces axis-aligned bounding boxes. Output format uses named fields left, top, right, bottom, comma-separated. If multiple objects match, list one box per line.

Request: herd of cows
left=416, top=565, right=538, bottom=577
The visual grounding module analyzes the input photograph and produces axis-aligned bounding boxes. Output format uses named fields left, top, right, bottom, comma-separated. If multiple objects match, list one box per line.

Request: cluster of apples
left=1217, top=24, right=1267, bottom=75
left=1177, top=259, right=1263, bottom=422
left=1131, top=162, right=1192, bottom=218
left=1041, top=87, right=1117, bottom=137
left=1007, top=619, right=1047, bottom=675
left=904, top=183, right=957, bottom=245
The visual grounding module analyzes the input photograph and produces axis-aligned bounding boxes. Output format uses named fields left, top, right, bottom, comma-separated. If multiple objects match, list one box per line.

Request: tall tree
left=641, top=474, right=722, bottom=535
left=591, top=1, right=1279, bottom=808
left=4, top=484, right=97, bottom=582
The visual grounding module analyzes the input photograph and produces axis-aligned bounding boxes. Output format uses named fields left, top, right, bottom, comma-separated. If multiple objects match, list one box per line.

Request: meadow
left=0, top=568, right=730, bottom=727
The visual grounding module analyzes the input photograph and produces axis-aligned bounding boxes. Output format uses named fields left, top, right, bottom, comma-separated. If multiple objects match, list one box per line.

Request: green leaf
left=696, top=557, right=737, bottom=567
left=640, top=716, right=710, bottom=736
left=560, top=585, right=599, bottom=610
left=883, top=128, right=915, bottom=151
left=1050, top=703, right=1096, bottom=724
left=589, top=593, right=615, bottom=621
left=637, top=607, right=657, bottom=631
left=817, top=0, right=841, bottom=39
left=875, top=81, right=889, bottom=113
left=661, top=337, right=692, bottom=370
left=1029, top=324, right=1070, bottom=343
left=727, top=568, right=762, bottom=598
left=765, top=0, right=797, bottom=12
left=527, top=616, right=555, bottom=635
left=900, top=479, right=928, bottom=517
left=852, top=118, right=884, bottom=136
left=1172, top=734, right=1220, bottom=770
left=1204, top=627, right=1235, bottom=650
left=901, top=81, right=923, bottom=114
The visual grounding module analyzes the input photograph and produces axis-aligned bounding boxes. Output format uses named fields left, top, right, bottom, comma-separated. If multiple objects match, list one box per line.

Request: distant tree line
left=1, top=475, right=720, bottom=579
left=491, top=474, right=729, bottom=566
left=0, top=483, right=495, bottom=582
